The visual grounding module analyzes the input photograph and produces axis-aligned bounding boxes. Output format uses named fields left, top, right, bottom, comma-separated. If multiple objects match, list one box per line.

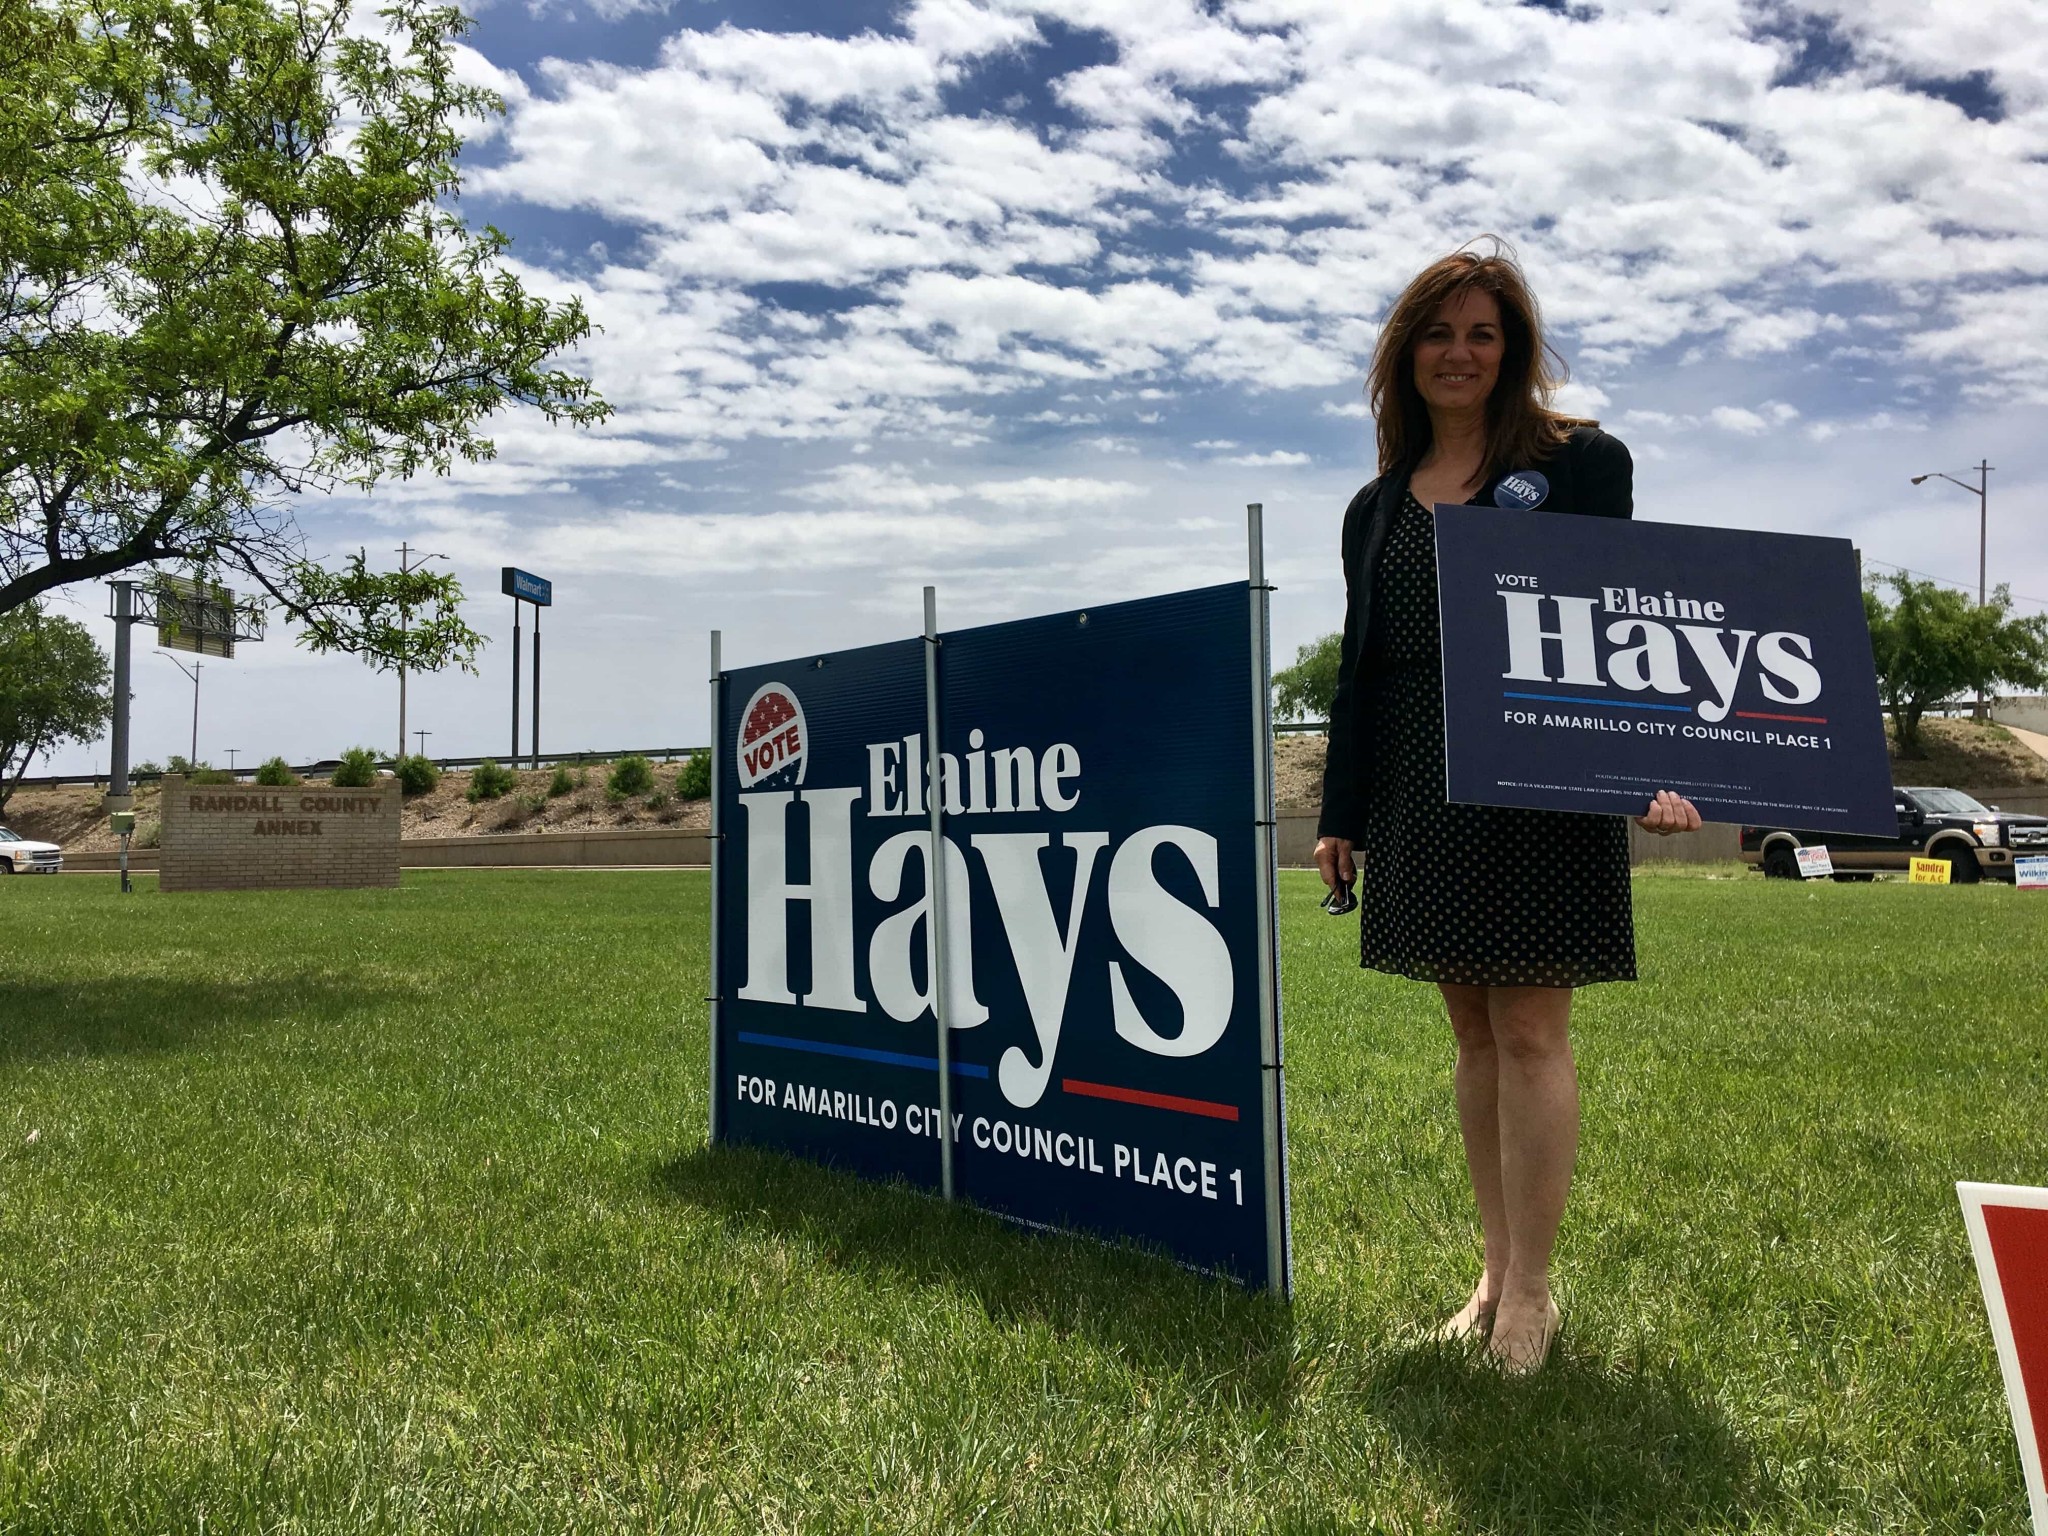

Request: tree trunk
left=1894, top=704, right=1925, bottom=758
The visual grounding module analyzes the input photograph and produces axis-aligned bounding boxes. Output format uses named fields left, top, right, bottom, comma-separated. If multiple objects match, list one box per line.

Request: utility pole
left=1911, top=460, right=1994, bottom=718
left=225, top=748, right=240, bottom=776
left=415, top=729, right=432, bottom=758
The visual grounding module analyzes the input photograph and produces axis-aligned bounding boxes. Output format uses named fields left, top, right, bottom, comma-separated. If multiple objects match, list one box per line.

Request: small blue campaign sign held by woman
left=1492, top=470, right=1549, bottom=510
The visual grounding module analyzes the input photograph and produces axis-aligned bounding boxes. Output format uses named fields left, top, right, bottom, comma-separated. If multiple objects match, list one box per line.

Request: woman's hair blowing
left=1368, top=239, right=1579, bottom=480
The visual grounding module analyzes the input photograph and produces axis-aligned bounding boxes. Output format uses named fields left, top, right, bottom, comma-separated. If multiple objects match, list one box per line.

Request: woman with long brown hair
left=1314, top=242, right=1699, bottom=1371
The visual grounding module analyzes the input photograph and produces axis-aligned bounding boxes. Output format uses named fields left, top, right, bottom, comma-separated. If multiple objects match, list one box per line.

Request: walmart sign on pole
left=708, top=511, right=1291, bottom=1293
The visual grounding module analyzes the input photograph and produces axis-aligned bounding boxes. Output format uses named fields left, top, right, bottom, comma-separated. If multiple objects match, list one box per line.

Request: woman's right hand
left=1314, top=836, right=1355, bottom=898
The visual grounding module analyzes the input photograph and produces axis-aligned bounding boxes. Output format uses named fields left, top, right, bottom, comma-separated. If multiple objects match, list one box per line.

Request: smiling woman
left=1314, top=240, right=1702, bottom=1374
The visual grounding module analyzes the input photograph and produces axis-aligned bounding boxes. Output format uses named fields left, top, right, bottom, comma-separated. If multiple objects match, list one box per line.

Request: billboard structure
left=151, top=573, right=253, bottom=658
left=709, top=509, right=1290, bottom=1293
left=502, top=566, right=552, bottom=768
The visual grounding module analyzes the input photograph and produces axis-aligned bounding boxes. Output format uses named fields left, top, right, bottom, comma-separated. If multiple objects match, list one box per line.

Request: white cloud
left=1221, top=449, right=1311, bottom=467
left=459, top=0, right=2048, bottom=482
left=59, top=2, right=2048, bottom=776
left=1709, top=406, right=1772, bottom=436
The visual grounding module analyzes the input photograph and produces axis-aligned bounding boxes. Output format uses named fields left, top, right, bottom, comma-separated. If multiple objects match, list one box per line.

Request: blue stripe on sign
left=1503, top=691, right=1694, bottom=714
left=737, top=1030, right=991, bottom=1078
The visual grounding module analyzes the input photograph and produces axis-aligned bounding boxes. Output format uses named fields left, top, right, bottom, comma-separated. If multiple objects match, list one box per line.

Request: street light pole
left=158, top=651, right=202, bottom=765
left=393, top=542, right=449, bottom=761
left=1911, top=461, right=1993, bottom=717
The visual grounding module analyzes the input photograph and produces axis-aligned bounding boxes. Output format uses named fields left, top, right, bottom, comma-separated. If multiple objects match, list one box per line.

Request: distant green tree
left=1864, top=575, right=2048, bottom=756
left=0, top=604, right=111, bottom=811
left=677, top=752, right=711, bottom=800
left=253, top=756, right=300, bottom=786
left=1273, top=632, right=1342, bottom=722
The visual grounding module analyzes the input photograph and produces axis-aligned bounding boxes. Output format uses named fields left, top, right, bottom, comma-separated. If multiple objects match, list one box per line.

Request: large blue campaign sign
left=710, top=581, right=1290, bottom=1293
left=1434, top=506, right=1894, bottom=835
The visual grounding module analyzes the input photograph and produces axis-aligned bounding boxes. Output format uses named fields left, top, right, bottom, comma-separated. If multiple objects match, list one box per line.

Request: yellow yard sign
left=1909, top=857, right=1952, bottom=885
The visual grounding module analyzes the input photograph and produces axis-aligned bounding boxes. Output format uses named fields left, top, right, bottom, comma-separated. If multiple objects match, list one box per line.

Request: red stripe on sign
left=1985, top=1203, right=2048, bottom=1445
left=1060, top=1078, right=1239, bottom=1121
left=1735, top=710, right=1829, bottom=723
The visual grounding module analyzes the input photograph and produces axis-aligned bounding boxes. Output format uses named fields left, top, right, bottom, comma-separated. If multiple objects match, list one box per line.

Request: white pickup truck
left=0, top=826, right=63, bottom=874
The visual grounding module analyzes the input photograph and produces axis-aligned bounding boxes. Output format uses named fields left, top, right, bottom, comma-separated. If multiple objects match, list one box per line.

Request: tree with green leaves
left=0, top=0, right=606, bottom=659
left=1863, top=574, right=2048, bottom=756
left=0, top=604, right=112, bottom=811
left=1273, top=631, right=1342, bottom=722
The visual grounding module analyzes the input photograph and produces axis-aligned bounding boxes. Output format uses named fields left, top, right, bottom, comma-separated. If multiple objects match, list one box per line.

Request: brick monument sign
left=159, top=777, right=401, bottom=892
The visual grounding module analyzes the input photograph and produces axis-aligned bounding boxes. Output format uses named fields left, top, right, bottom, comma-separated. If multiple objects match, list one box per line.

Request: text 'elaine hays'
left=736, top=730, right=1239, bottom=1112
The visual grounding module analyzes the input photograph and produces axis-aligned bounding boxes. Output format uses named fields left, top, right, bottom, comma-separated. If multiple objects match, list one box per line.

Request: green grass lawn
left=0, top=870, right=2040, bottom=1534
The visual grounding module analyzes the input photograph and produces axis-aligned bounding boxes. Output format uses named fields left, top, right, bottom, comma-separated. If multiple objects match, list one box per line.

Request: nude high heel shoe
left=1486, top=1298, right=1561, bottom=1374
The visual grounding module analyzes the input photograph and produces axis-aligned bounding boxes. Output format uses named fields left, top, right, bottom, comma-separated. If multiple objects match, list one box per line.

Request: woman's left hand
left=1634, top=790, right=1702, bottom=835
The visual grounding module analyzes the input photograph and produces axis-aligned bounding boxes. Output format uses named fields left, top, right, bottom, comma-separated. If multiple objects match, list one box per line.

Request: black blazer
left=1316, top=425, right=1635, bottom=842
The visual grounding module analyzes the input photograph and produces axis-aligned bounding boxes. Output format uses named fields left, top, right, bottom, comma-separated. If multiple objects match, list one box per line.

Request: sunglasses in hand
left=1321, top=877, right=1357, bottom=916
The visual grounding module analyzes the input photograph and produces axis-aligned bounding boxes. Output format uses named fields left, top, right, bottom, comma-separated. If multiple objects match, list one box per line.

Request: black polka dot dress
left=1356, top=492, right=1636, bottom=988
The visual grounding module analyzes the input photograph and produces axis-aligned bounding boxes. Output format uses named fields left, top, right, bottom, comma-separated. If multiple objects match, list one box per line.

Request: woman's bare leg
left=1438, top=982, right=1509, bottom=1335
left=1485, top=984, right=1577, bottom=1366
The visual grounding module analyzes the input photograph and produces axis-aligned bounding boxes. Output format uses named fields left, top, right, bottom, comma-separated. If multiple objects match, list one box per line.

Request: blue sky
left=38, top=0, right=2048, bottom=773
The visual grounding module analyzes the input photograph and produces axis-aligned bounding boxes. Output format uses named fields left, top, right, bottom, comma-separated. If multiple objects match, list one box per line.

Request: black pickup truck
left=1741, top=786, right=2048, bottom=882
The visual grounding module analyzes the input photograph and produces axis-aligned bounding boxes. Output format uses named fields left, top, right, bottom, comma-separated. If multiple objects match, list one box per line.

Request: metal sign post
left=923, top=584, right=954, bottom=1202
left=511, top=597, right=521, bottom=761
left=1246, top=502, right=1291, bottom=1296
left=707, top=629, right=725, bottom=1142
left=109, top=582, right=135, bottom=802
left=110, top=809, right=135, bottom=894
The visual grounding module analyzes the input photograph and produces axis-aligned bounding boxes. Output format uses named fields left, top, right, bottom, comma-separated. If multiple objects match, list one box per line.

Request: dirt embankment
left=5, top=761, right=711, bottom=853
left=1268, top=715, right=2048, bottom=813
left=8, top=721, right=2038, bottom=851
left=1884, top=716, right=2048, bottom=786
left=1273, top=734, right=1325, bottom=809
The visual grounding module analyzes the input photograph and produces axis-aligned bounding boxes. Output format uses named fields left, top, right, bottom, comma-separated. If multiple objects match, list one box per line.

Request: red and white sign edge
left=1959, top=1180, right=2048, bottom=1533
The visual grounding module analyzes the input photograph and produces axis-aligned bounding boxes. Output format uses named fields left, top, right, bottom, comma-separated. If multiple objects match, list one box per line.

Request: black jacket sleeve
left=1572, top=427, right=1634, bottom=520
left=1316, top=480, right=1378, bottom=842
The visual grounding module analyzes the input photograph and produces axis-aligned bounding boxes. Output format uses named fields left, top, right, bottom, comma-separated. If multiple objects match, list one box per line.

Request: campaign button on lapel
left=1493, top=470, right=1549, bottom=510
